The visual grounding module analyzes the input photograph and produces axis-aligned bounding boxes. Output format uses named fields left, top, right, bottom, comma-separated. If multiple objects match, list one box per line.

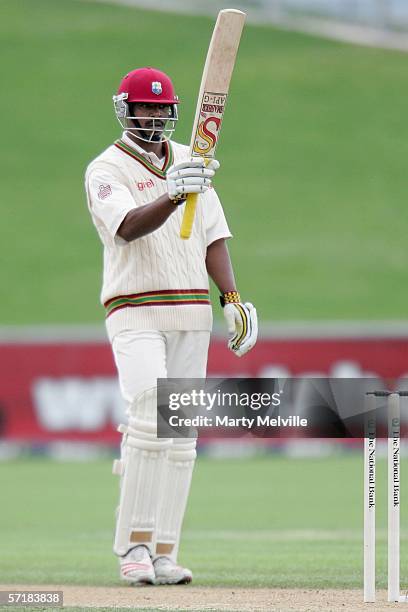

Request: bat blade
left=180, top=9, right=246, bottom=240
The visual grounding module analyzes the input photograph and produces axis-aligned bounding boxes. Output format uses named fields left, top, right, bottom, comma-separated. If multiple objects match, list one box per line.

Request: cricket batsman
left=85, top=67, right=258, bottom=586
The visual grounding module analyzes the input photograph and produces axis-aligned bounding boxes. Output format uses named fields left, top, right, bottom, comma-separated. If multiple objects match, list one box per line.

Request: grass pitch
left=2, top=0, right=408, bottom=324
left=0, top=454, right=407, bottom=591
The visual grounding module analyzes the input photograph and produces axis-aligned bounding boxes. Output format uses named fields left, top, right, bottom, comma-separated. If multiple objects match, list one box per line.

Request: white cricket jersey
left=85, top=132, right=232, bottom=340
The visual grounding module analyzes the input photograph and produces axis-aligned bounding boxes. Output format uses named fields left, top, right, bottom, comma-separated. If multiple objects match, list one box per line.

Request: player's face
left=130, top=103, right=173, bottom=142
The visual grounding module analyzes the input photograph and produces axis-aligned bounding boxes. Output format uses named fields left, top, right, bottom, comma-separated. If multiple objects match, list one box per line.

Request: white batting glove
left=166, top=159, right=220, bottom=204
left=221, top=292, right=258, bottom=358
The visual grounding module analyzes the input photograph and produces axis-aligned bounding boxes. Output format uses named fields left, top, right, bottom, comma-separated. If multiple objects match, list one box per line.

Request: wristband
left=170, top=194, right=186, bottom=206
left=219, top=290, right=241, bottom=308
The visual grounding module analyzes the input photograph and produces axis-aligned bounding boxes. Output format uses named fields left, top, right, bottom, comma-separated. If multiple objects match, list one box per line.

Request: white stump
left=388, top=393, right=400, bottom=603
left=364, top=393, right=376, bottom=603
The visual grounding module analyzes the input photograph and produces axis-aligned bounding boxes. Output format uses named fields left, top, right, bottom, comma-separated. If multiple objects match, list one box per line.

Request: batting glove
left=166, top=158, right=220, bottom=204
left=221, top=291, right=258, bottom=358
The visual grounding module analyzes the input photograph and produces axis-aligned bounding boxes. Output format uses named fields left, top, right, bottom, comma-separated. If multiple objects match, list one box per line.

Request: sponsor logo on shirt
left=98, top=184, right=112, bottom=200
left=137, top=179, right=155, bottom=191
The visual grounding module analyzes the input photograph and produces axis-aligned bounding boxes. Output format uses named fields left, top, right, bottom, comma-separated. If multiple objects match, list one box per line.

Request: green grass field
left=2, top=0, right=408, bottom=324
left=1, top=455, right=407, bottom=591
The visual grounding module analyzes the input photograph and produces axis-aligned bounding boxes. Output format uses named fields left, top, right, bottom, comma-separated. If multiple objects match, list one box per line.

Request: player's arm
left=206, top=238, right=258, bottom=358
left=117, top=195, right=177, bottom=241
left=118, top=158, right=219, bottom=241
left=88, top=160, right=218, bottom=243
left=205, top=238, right=236, bottom=294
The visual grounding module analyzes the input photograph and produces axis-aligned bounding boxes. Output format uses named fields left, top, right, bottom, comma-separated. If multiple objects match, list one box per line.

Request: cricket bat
left=180, top=9, right=246, bottom=240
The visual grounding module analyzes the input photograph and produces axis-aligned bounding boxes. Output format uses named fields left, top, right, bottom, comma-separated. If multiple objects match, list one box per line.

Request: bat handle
left=180, top=193, right=198, bottom=240
left=180, top=158, right=211, bottom=239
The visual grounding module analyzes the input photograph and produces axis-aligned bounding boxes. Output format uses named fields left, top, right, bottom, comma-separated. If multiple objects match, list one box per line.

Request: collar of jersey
left=114, top=138, right=173, bottom=179
left=122, top=131, right=165, bottom=164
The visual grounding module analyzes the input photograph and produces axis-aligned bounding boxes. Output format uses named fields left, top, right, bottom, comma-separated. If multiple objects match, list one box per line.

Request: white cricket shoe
left=120, top=545, right=155, bottom=585
left=153, top=556, right=193, bottom=585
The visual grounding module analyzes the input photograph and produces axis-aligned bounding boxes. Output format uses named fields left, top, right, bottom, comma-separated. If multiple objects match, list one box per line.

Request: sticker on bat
left=192, top=92, right=227, bottom=157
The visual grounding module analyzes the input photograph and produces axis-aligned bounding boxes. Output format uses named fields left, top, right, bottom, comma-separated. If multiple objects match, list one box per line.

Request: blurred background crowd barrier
left=1, top=325, right=407, bottom=456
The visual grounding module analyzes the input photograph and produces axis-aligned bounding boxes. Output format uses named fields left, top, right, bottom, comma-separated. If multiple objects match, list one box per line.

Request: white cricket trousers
left=111, top=329, right=211, bottom=408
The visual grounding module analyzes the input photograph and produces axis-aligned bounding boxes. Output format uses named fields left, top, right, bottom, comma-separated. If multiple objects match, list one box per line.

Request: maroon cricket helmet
left=117, top=67, right=180, bottom=104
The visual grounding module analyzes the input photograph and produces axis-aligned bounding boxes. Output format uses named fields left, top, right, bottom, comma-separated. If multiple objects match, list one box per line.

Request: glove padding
left=223, top=302, right=258, bottom=357
left=166, top=158, right=220, bottom=202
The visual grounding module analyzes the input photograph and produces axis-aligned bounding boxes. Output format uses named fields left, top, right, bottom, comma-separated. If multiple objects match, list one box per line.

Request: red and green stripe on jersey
left=114, top=139, right=174, bottom=179
left=104, top=289, right=210, bottom=318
